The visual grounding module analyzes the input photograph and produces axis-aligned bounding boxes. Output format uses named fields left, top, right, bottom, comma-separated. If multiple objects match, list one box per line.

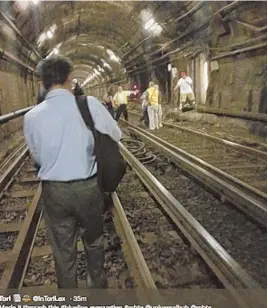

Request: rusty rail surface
left=119, top=141, right=264, bottom=308
left=121, top=120, right=266, bottom=227
left=127, top=110, right=266, bottom=158
left=0, top=144, right=157, bottom=292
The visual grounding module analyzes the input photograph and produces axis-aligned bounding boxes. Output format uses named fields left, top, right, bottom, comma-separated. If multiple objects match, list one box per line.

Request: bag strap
left=75, top=95, right=96, bottom=140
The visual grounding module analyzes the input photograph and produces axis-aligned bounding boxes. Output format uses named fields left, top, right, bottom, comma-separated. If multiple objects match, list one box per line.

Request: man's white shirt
left=177, top=77, right=193, bottom=93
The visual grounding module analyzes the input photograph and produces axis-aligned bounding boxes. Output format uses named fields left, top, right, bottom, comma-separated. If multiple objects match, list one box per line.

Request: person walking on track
left=24, top=55, right=121, bottom=289
left=113, top=86, right=134, bottom=122
left=147, top=81, right=159, bottom=130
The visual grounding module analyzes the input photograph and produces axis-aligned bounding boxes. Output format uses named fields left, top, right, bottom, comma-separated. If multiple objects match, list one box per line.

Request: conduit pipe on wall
left=174, top=1, right=205, bottom=23
left=126, top=42, right=193, bottom=74
left=124, top=1, right=242, bottom=68
left=225, top=19, right=267, bottom=32
left=0, top=48, right=34, bottom=72
left=0, top=12, right=42, bottom=60
left=211, top=42, right=267, bottom=61
left=0, top=106, right=33, bottom=125
left=123, top=2, right=205, bottom=66
left=208, top=34, right=267, bottom=51
left=122, top=36, right=151, bottom=60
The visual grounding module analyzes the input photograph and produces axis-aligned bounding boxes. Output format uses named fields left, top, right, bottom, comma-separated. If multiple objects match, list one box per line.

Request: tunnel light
left=144, top=17, right=162, bottom=35
left=93, top=69, right=101, bottom=76
left=204, top=61, right=208, bottom=91
left=167, top=64, right=172, bottom=72
left=31, top=0, right=39, bottom=4
left=107, top=49, right=121, bottom=63
left=103, top=62, right=112, bottom=70
left=47, top=30, right=53, bottom=39
left=110, top=54, right=120, bottom=63
left=144, top=18, right=155, bottom=30
left=53, top=48, right=59, bottom=55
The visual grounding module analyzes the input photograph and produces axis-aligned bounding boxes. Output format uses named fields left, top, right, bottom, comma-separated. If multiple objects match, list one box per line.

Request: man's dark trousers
left=40, top=177, right=107, bottom=288
left=115, top=104, right=128, bottom=121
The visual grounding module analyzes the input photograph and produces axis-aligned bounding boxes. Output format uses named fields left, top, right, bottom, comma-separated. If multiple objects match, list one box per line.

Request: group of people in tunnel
left=26, top=55, right=197, bottom=290
left=140, top=81, right=163, bottom=130
left=102, top=82, right=163, bottom=130
left=101, top=71, right=196, bottom=131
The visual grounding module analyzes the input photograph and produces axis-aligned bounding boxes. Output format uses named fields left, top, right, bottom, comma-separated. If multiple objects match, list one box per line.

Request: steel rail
left=119, top=142, right=263, bottom=308
left=0, top=185, right=42, bottom=290
left=112, top=193, right=157, bottom=290
left=0, top=146, right=28, bottom=193
left=0, top=143, right=156, bottom=291
left=0, top=142, right=27, bottom=174
left=128, top=110, right=266, bottom=159
left=0, top=143, right=42, bottom=290
left=121, top=121, right=266, bottom=227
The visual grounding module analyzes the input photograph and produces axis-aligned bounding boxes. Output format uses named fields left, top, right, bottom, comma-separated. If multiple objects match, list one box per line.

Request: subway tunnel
left=0, top=0, right=267, bottom=297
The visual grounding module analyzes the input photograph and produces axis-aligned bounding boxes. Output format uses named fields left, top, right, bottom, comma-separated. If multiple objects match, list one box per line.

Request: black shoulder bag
left=75, top=95, right=126, bottom=193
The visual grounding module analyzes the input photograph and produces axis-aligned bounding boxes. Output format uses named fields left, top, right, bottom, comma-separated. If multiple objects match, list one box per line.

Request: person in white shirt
left=173, top=72, right=196, bottom=110
left=24, top=55, right=121, bottom=289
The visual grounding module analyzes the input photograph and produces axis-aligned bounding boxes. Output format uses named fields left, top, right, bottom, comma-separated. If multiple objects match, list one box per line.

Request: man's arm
left=87, top=96, right=122, bottom=142
left=186, top=77, right=193, bottom=85
left=23, top=114, right=41, bottom=166
left=173, top=79, right=181, bottom=91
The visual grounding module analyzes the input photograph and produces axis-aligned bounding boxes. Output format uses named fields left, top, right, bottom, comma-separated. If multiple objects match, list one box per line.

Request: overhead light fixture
left=107, top=49, right=120, bottom=63
left=167, top=64, right=172, bottom=72
left=144, top=16, right=162, bottom=35
left=31, top=0, right=39, bottom=4
left=53, top=48, right=59, bottom=55
left=144, top=18, right=155, bottom=30
left=47, top=30, right=53, bottom=39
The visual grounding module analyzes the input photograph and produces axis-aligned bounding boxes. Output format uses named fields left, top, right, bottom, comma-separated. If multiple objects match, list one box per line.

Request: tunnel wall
left=160, top=1, right=267, bottom=119
left=0, top=59, right=35, bottom=139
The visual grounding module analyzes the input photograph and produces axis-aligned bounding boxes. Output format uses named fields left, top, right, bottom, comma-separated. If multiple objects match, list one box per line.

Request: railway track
left=0, top=140, right=265, bottom=308
left=128, top=110, right=266, bottom=192
left=121, top=118, right=267, bottom=227
left=0, top=148, right=144, bottom=291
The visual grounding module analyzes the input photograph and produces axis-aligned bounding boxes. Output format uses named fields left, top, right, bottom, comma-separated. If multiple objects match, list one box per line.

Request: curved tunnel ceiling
left=1, top=1, right=263, bottom=87
left=0, top=1, right=200, bottom=83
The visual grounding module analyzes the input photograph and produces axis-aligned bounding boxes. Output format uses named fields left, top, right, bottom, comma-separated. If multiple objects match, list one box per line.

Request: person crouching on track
left=23, top=55, right=122, bottom=289
left=154, top=84, right=163, bottom=128
left=147, top=81, right=159, bottom=130
left=140, top=90, right=149, bottom=127
left=103, top=90, right=114, bottom=118
left=113, top=86, right=134, bottom=122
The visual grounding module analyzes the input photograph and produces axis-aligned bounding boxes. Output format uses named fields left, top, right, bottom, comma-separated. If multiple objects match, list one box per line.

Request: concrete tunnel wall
left=0, top=59, right=35, bottom=139
left=0, top=1, right=266, bottom=140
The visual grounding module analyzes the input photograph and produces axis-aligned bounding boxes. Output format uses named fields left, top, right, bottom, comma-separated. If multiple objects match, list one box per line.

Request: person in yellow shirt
left=147, top=81, right=159, bottom=130
left=113, top=86, right=134, bottom=122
